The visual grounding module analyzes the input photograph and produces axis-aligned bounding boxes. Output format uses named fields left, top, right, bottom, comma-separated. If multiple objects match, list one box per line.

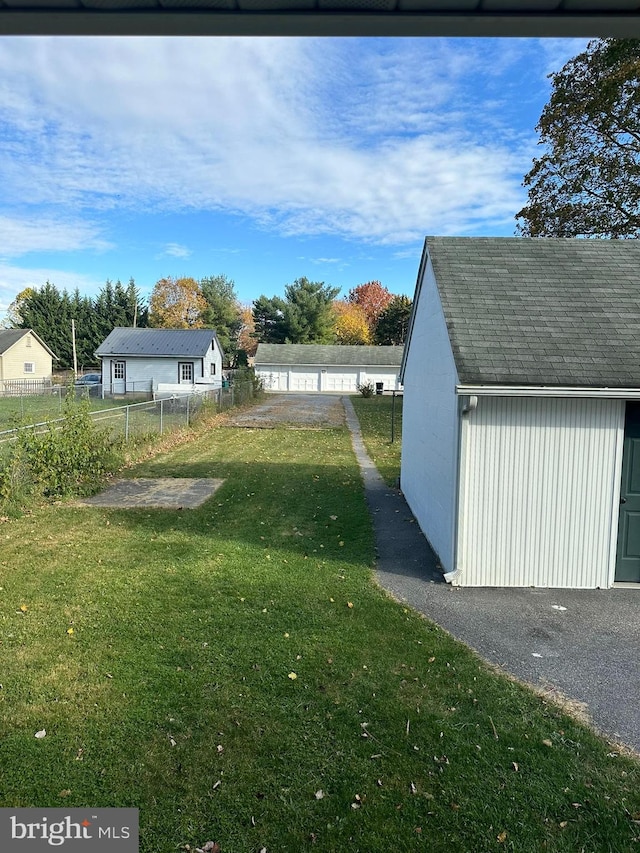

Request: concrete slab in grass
left=79, top=478, right=225, bottom=509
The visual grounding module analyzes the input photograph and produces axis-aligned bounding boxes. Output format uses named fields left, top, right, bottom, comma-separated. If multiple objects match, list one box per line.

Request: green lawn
left=1, top=411, right=639, bottom=852
left=350, top=393, right=403, bottom=486
left=0, top=391, right=138, bottom=432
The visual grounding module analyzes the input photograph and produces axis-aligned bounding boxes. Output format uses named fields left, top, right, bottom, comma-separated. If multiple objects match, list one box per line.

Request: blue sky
left=0, top=36, right=588, bottom=317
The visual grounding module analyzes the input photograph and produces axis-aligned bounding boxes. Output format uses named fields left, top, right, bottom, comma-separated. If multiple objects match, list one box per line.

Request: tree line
left=6, top=273, right=412, bottom=371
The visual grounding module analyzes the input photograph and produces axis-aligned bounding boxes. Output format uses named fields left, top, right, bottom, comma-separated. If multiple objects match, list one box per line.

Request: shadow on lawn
left=89, top=453, right=444, bottom=585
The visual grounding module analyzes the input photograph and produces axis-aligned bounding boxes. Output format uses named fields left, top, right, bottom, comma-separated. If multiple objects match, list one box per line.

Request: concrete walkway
left=343, top=397, right=640, bottom=754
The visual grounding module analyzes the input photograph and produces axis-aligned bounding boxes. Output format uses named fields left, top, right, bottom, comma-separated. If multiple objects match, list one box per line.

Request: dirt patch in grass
left=227, top=393, right=345, bottom=429
left=76, top=477, right=225, bottom=509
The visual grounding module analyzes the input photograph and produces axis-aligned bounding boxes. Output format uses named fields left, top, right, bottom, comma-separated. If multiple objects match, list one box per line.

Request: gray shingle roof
left=0, top=328, right=57, bottom=358
left=255, top=343, right=403, bottom=367
left=95, top=328, right=222, bottom=358
left=425, top=237, right=640, bottom=388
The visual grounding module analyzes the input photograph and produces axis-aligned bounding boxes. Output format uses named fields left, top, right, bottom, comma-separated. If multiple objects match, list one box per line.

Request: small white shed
left=255, top=344, right=403, bottom=393
left=400, top=236, right=640, bottom=589
left=96, top=328, right=224, bottom=396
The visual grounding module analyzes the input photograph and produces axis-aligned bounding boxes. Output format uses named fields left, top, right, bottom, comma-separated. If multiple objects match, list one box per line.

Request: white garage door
left=290, top=371, right=320, bottom=391
left=324, top=371, right=358, bottom=392
left=258, top=370, right=289, bottom=391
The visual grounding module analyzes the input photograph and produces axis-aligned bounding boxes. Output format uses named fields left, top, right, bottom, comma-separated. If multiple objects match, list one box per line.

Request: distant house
left=95, top=328, right=224, bottom=396
left=255, top=344, right=403, bottom=393
left=401, top=236, right=640, bottom=589
left=0, top=329, right=57, bottom=391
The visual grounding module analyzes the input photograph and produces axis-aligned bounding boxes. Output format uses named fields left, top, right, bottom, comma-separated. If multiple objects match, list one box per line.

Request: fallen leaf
left=542, top=739, right=553, bottom=748
left=59, top=790, right=71, bottom=797
left=497, top=830, right=507, bottom=843
left=216, top=744, right=224, bottom=753
left=284, top=633, right=290, bottom=638
left=315, top=790, right=325, bottom=800
left=330, top=515, right=337, bottom=520
left=410, top=782, right=417, bottom=794
left=512, top=762, right=519, bottom=772
left=288, top=672, right=297, bottom=680
left=35, top=729, right=46, bottom=739
left=559, top=821, right=568, bottom=828
left=19, top=604, right=28, bottom=612
left=67, top=628, right=74, bottom=635
left=347, top=602, right=354, bottom=609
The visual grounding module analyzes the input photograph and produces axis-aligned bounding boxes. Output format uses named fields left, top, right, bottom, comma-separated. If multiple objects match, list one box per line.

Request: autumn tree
left=347, top=281, right=393, bottom=333
left=374, top=295, right=413, bottom=346
left=516, top=39, right=640, bottom=238
left=333, top=300, right=372, bottom=345
left=149, top=276, right=207, bottom=328
left=237, top=305, right=257, bottom=359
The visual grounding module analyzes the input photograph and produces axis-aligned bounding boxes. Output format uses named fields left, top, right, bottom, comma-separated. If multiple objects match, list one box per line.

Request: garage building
left=255, top=344, right=403, bottom=394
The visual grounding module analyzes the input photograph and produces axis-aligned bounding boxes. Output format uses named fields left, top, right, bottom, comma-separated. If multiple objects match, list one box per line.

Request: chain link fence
left=0, top=379, right=258, bottom=457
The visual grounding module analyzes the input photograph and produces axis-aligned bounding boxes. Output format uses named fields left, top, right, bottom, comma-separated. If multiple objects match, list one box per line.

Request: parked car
left=74, top=373, right=102, bottom=396
left=75, top=373, right=101, bottom=386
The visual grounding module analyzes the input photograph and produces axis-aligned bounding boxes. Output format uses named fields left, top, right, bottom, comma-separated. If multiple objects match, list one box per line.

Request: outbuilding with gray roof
left=95, top=328, right=224, bottom=396
left=400, top=236, right=640, bottom=589
left=254, top=343, right=403, bottom=394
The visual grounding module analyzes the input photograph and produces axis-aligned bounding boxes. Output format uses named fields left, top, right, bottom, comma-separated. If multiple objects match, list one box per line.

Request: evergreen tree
left=200, top=274, right=243, bottom=364
left=374, top=295, right=413, bottom=346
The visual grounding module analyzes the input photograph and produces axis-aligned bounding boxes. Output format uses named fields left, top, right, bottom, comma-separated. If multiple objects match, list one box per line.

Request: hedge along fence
left=0, top=376, right=261, bottom=512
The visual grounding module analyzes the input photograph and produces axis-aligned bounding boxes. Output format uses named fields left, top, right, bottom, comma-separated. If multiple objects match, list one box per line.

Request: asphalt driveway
left=341, top=395, right=640, bottom=754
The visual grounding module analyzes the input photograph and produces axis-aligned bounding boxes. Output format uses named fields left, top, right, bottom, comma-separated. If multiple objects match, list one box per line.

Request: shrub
left=356, top=380, right=376, bottom=398
left=0, top=394, right=123, bottom=509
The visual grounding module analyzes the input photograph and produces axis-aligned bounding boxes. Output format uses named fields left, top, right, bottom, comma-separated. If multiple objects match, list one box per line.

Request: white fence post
left=160, top=399, right=164, bottom=435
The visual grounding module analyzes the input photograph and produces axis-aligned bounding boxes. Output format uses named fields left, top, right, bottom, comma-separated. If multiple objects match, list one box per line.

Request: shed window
left=24, top=362, right=35, bottom=374
left=113, top=362, right=126, bottom=380
left=210, top=363, right=216, bottom=376
left=179, top=362, right=194, bottom=383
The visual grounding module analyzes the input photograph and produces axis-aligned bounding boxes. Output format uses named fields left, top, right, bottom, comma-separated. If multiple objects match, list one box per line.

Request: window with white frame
left=24, top=362, right=35, bottom=374
left=113, top=361, right=125, bottom=380
left=179, top=362, right=194, bottom=383
left=210, top=362, right=216, bottom=376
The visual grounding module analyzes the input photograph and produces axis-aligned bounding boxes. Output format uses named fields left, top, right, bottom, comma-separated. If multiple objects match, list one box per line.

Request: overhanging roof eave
left=457, top=384, right=640, bottom=399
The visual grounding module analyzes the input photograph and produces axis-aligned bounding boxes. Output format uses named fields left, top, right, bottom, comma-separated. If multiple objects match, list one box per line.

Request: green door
left=616, top=402, right=640, bottom=582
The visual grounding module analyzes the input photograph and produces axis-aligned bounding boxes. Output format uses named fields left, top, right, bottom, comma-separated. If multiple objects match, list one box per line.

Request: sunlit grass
left=0, top=419, right=639, bottom=852
left=350, top=394, right=403, bottom=486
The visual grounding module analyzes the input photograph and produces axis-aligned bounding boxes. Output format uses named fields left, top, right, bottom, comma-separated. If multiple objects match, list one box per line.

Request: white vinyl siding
left=456, top=396, right=625, bottom=588
left=0, top=335, right=53, bottom=383
left=400, top=255, right=460, bottom=571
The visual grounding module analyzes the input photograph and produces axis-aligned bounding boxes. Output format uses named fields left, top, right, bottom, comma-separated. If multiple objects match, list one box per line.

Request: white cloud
left=0, top=37, right=553, bottom=247
left=0, top=263, right=104, bottom=316
left=158, top=242, right=192, bottom=259
left=0, top=215, right=111, bottom=259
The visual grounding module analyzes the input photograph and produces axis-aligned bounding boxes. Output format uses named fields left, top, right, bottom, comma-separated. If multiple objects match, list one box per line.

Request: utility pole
left=71, top=319, right=78, bottom=376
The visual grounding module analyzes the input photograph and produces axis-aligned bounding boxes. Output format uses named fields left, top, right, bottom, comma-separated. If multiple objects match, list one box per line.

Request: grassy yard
left=350, top=393, right=403, bottom=486
left=1, top=410, right=639, bottom=852
left=0, top=391, right=141, bottom=432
